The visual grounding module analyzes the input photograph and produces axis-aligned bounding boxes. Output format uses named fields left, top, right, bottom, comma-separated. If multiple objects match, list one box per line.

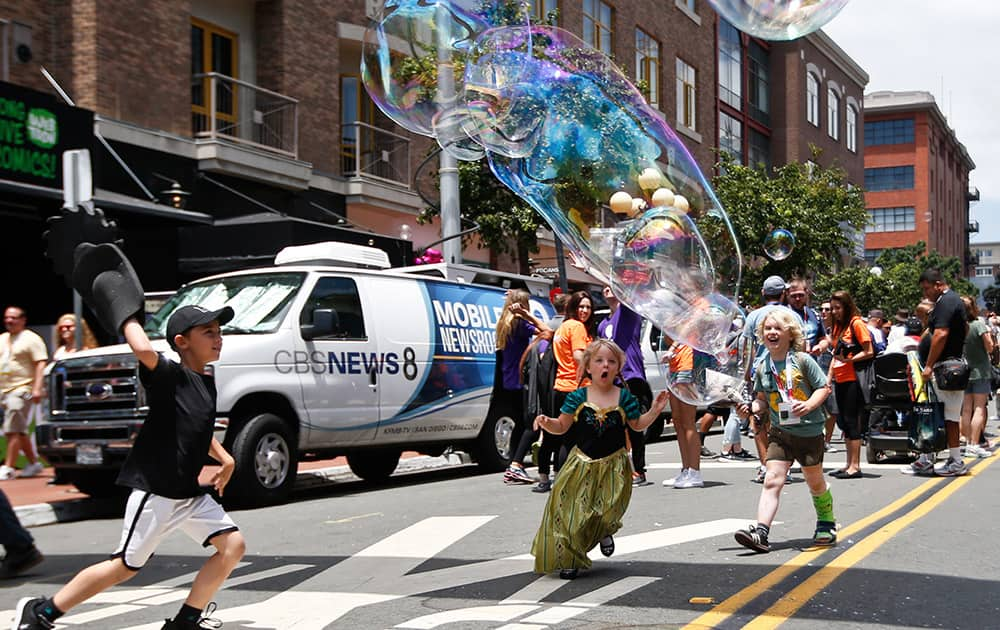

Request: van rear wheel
left=229, top=413, right=297, bottom=506
left=347, top=450, right=401, bottom=481
left=474, top=412, right=513, bottom=472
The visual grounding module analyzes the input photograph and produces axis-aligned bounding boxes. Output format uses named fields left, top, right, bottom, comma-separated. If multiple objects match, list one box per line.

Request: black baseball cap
left=166, top=305, right=234, bottom=350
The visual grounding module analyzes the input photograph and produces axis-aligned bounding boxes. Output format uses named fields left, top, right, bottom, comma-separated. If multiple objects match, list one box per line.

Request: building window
left=864, top=118, right=914, bottom=146
left=682, top=0, right=695, bottom=10
left=718, top=19, right=741, bottom=110
left=635, top=29, right=660, bottom=108
left=864, top=249, right=884, bottom=265
left=529, top=0, right=558, bottom=23
left=865, top=166, right=915, bottom=191
left=827, top=88, right=839, bottom=140
left=191, top=18, right=238, bottom=132
left=976, top=266, right=994, bottom=278
left=719, top=112, right=742, bottom=163
left=748, top=128, right=770, bottom=170
left=676, top=58, right=697, bottom=131
left=866, top=207, right=916, bottom=233
left=846, top=105, right=858, bottom=153
left=806, top=72, right=819, bottom=126
left=747, top=42, right=769, bottom=125
left=583, top=0, right=613, bottom=55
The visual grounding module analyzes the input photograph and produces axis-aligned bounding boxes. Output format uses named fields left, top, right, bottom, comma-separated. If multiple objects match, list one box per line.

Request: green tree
left=419, top=157, right=543, bottom=274
left=711, top=151, right=870, bottom=306
left=813, top=241, right=978, bottom=314
left=983, top=283, right=1000, bottom=312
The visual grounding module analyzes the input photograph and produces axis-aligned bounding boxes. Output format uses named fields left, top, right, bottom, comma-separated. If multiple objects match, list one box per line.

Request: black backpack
left=522, top=339, right=558, bottom=421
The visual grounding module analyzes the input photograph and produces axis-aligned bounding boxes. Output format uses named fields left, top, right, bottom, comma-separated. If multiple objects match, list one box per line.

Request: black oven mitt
left=71, top=243, right=146, bottom=335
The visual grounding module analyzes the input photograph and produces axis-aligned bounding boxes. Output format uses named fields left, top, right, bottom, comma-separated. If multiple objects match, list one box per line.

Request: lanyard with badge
left=769, top=355, right=801, bottom=425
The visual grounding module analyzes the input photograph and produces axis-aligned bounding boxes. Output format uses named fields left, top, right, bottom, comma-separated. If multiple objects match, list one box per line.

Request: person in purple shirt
left=493, top=290, right=551, bottom=484
left=598, top=286, right=653, bottom=486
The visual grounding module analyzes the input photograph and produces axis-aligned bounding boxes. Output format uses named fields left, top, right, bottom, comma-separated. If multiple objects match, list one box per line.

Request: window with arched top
left=846, top=105, right=858, bottom=152
left=806, top=73, right=819, bottom=126
left=827, top=88, right=840, bottom=140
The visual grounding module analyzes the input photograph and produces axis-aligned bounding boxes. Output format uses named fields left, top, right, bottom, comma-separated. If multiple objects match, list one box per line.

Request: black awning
left=0, top=178, right=213, bottom=224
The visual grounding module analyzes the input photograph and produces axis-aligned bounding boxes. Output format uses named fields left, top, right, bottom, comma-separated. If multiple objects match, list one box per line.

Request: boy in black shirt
left=13, top=304, right=246, bottom=630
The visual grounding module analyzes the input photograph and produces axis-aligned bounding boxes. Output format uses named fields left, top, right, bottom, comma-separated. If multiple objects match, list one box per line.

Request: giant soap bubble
left=651, top=320, right=754, bottom=408
left=360, top=0, right=531, bottom=157
left=763, top=228, right=795, bottom=261
left=363, top=8, right=744, bottom=358
left=707, top=0, right=850, bottom=40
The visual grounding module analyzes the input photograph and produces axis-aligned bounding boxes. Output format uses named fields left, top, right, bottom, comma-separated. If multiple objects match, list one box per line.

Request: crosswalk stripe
left=59, top=603, right=145, bottom=625
left=502, top=575, right=567, bottom=604
left=132, top=564, right=314, bottom=606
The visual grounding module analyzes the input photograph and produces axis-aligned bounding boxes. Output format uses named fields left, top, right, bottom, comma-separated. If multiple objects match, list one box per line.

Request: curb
left=15, top=453, right=471, bottom=528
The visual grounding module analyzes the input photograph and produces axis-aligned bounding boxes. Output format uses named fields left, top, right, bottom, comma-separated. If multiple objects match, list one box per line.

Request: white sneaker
left=663, top=469, right=688, bottom=486
left=675, top=469, right=704, bottom=488
left=19, top=462, right=43, bottom=478
left=0, top=465, right=15, bottom=480
left=964, top=444, right=991, bottom=459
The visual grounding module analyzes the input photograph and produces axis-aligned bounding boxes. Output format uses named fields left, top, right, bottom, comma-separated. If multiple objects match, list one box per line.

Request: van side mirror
left=301, top=308, right=339, bottom=341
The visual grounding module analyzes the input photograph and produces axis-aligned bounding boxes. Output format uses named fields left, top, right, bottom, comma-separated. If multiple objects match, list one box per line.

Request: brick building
left=0, top=0, right=871, bottom=321
left=862, top=91, right=977, bottom=272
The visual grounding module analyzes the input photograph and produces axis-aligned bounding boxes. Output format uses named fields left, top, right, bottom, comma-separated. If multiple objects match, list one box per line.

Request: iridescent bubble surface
left=652, top=318, right=753, bottom=408
left=360, top=0, right=530, bottom=138
left=707, top=0, right=850, bottom=40
left=763, top=228, right=795, bottom=261
left=363, top=10, right=744, bottom=356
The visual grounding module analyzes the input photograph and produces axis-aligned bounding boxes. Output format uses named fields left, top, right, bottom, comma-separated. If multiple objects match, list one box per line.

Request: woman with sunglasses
left=52, top=314, right=98, bottom=360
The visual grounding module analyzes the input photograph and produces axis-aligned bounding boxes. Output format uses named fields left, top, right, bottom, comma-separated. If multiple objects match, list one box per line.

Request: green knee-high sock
left=812, top=488, right=835, bottom=522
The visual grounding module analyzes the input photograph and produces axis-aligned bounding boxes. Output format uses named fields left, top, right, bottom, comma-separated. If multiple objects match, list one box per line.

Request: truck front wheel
left=228, top=413, right=297, bottom=506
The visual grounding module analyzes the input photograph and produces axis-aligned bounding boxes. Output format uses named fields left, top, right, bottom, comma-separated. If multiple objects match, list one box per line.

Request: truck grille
left=50, top=355, right=147, bottom=419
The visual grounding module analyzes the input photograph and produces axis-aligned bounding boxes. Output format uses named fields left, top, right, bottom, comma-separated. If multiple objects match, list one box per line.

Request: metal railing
left=341, top=121, right=411, bottom=187
left=192, top=72, right=298, bottom=158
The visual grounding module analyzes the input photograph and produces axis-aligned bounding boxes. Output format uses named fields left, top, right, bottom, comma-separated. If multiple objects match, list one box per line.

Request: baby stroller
left=865, top=352, right=915, bottom=463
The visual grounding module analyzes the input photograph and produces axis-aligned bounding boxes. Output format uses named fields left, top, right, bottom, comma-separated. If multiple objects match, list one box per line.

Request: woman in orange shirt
left=534, top=290, right=595, bottom=492
left=825, top=290, right=874, bottom=479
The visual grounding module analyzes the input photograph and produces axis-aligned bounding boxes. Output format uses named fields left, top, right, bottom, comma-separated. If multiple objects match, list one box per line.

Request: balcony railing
left=192, top=72, right=298, bottom=158
left=341, top=121, right=411, bottom=188
left=968, top=220, right=980, bottom=233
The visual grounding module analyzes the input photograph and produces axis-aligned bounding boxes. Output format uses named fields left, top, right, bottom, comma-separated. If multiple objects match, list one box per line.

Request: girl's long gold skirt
left=531, top=446, right=632, bottom=573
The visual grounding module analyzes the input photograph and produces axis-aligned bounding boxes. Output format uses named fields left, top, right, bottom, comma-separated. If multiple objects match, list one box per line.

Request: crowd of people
left=491, top=266, right=999, bottom=575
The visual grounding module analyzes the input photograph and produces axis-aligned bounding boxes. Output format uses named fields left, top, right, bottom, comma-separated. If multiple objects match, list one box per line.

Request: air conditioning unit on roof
left=275, top=242, right=391, bottom=269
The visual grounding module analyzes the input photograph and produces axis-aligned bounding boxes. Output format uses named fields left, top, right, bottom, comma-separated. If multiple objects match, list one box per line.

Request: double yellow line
left=684, top=454, right=999, bottom=629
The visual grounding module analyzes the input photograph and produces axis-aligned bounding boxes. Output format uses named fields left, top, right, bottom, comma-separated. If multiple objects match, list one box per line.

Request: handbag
left=932, top=357, right=970, bottom=391
left=908, top=385, right=947, bottom=454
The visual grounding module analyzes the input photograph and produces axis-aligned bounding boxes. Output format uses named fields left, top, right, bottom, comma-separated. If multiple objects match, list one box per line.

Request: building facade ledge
left=195, top=139, right=313, bottom=190
left=310, top=172, right=424, bottom=213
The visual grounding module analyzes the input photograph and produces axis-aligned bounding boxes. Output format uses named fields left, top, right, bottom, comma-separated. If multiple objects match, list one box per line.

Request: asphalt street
left=3, top=429, right=1000, bottom=630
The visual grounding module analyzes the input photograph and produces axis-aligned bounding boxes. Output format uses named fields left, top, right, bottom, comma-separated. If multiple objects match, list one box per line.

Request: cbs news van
left=37, top=243, right=553, bottom=506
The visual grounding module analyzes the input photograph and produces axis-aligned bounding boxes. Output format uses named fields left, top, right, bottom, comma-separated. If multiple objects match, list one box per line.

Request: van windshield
left=145, top=272, right=305, bottom=339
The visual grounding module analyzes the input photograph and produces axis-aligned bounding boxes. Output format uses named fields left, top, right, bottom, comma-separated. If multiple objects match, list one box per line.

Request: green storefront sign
left=0, top=81, right=93, bottom=189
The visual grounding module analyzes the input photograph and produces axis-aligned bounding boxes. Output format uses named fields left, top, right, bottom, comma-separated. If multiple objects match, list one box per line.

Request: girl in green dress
left=531, top=338, right=668, bottom=579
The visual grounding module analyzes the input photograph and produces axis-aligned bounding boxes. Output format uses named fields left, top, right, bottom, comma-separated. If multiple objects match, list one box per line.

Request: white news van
left=37, top=243, right=554, bottom=506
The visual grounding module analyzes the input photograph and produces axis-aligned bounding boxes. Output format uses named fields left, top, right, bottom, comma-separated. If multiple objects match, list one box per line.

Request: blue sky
left=823, top=0, right=1000, bottom=245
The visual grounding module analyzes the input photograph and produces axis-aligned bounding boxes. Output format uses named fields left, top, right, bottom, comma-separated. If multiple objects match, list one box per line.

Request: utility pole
left=436, top=6, right=462, bottom=264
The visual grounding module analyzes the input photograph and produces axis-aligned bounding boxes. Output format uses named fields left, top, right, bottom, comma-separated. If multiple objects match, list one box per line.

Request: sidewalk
left=4, top=451, right=468, bottom=528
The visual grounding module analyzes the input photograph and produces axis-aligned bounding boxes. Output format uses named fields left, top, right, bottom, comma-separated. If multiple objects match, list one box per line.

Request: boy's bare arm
left=208, top=437, right=236, bottom=496
left=122, top=318, right=158, bottom=371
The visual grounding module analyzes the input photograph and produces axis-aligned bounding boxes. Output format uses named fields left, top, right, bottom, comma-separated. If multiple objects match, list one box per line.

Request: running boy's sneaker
left=734, top=525, right=770, bottom=553
left=11, top=597, right=55, bottom=629
left=161, top=602, right=223, bottom=629
left=934, top=457, right=968, bottom=477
